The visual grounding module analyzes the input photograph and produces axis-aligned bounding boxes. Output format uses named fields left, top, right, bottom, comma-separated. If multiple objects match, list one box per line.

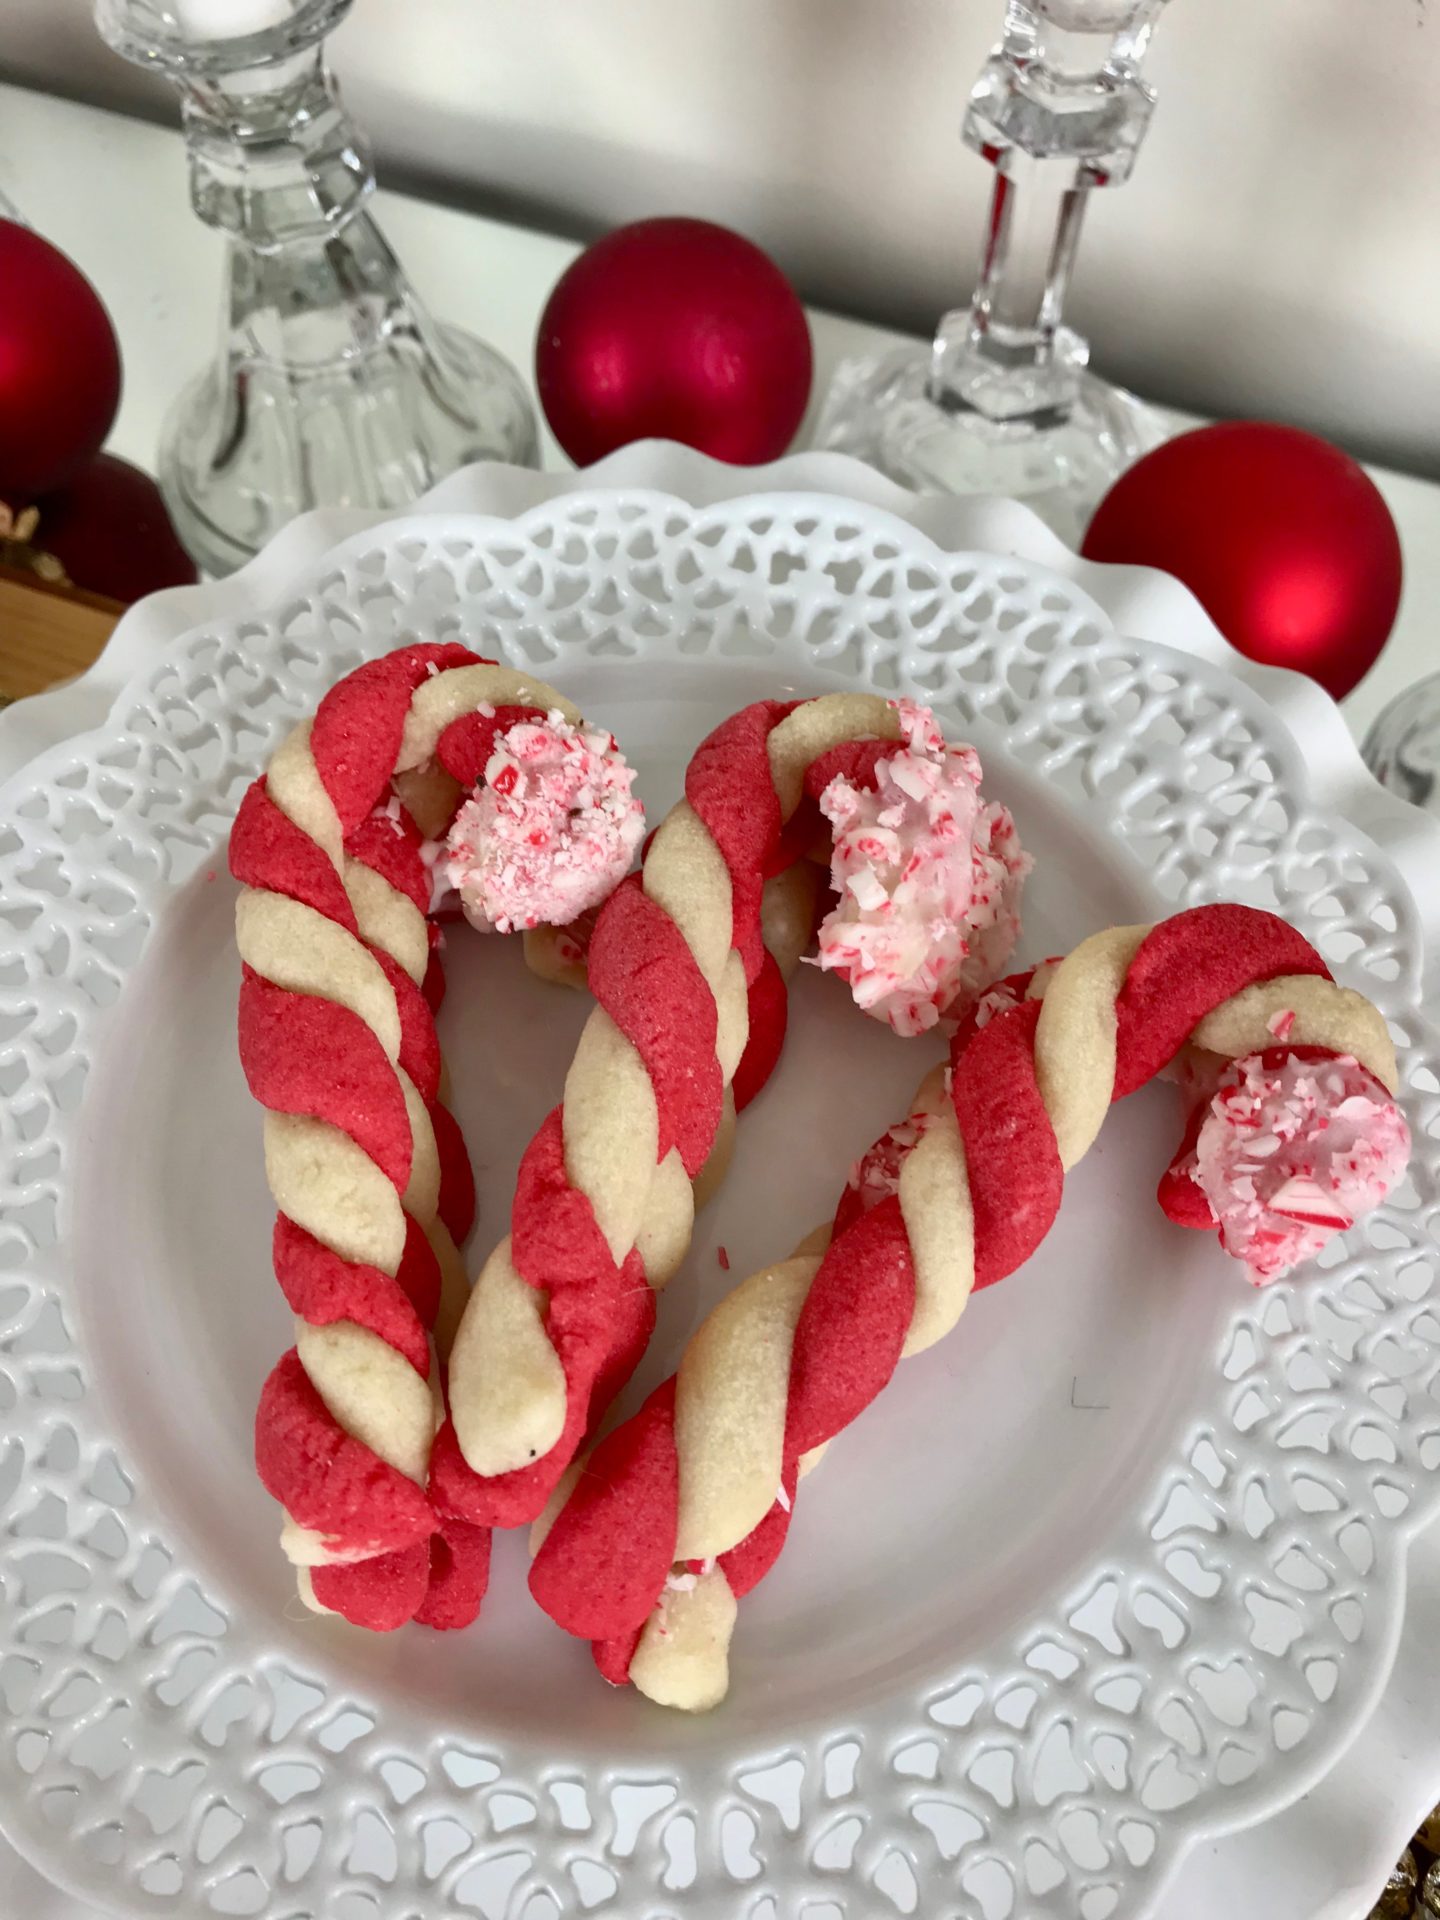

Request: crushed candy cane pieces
left=1192, top=1048, right=1410, bottom=1283
left=813, top=700, right=1030, bottom=1036
left=444, top=712, right=644, bottom=933
left=847, top=1109, right=941, bottom=1212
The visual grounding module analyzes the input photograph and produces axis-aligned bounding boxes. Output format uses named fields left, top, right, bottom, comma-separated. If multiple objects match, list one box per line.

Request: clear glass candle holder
left=1364, top=676, right=1440, bottom=818
left=94, top=0, right=539, bottom=577
left=818, top=0, right=1172, bottom=546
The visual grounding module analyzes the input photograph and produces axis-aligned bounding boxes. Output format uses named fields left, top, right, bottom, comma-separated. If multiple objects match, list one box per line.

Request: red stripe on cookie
left=1158, top=1165, right=1216, bottom=1230
left=763, top=795, right=823, bottom=878
left=512, top=1109, right=655, bottom=1386
left=346, top=808, right=432, bottom=916
left=511, top=1107, right=623, bottom=1303
left=830, top=1183, right=864, bottom=1241
left=754, top=737, right=895, bottom=883
left=310, top=643, right=481, bottom=833
left=255, top=1350, right=433, bottom=1552
left=731, top=949, right=787, bottom=1113
left=370, top=947, right=442, bottom=1103
left=1112, top=906, right=1329, bottom=1098
left=429, top=1396, right=589, bottom=1531
left=422, top=943, right=447, bottom=1014
left=436, top=705, right=545, bottom=789
left=951, top=998, right=1063, bottom=1289
left=431, top=1239, right=652, bottom=1536
left=1156, top=1099, right=1214, bottom=1230
left=429, top=1097, right=476, bottom=1244
left=586, top=1273, right=661, bottom=1433
left=544, top=1249, right=654, bottom=1406
left=529, top=1381, right=680, bottom=1640
left=419, top=1104, right=655, bottom=1523
left=273, top=1215, right=430, bottom=1375
left=685, top=700, right=795, bottom=983
left=310, top=1540, right=431, bottom=1632
left=229, top=779, right=358, bottom=931
left=593, top=1626, right=643, bottom=1686
left=783, top=1195, right=915, bottom=1460
left=804, top=737, right=894, bottom=799
left=394, top=1214, right=443, bottom=1329
left=719, top=1461, right=798, bottom=1598
left=238, top=967, right=413, bottom=1191
left=413, top=1518, right=491, bottom=1631
left=587, top=877, right=721, bottom=1177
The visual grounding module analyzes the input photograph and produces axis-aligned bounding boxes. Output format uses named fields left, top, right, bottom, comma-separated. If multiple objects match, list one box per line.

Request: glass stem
left=930, top=152, right=1092, bottom=426
left=926, top=0, right=1171, bottom=430
left=175, top=49, right=428, bottom=391
left=963, top=155, right=1088, bottom=384
left=179, top=48, right=370, bottom=247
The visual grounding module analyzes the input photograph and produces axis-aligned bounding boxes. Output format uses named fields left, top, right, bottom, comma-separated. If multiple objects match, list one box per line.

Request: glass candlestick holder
left=94, top=0, right=539, bottom=577
left=818, top=0, right=1172, bottom=546
left=1364, top=676, right=1440, bottom=818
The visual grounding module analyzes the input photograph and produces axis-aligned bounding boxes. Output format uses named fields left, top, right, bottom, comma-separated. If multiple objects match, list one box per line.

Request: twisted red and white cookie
left=435, top=692, right=1027, bottom=1534
left=231, top=643, right=645, bottom=1631
left=527, top=906, right=1409, bottom=1709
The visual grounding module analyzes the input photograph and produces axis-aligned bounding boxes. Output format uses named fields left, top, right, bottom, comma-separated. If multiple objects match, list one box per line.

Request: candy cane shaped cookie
left=232, top=642, right=646, bottom=1631
left=435, top=694, right=1029, bottom=1531
left=528, top=905, right=1410, bottom=1708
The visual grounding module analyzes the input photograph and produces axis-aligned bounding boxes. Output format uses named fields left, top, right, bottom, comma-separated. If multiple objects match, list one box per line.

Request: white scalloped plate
left=1, top=456, right=1437, bottom=1920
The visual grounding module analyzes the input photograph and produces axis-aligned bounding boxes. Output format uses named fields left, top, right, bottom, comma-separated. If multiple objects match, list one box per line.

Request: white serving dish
left=0, top=448, right=1435, bottom=1920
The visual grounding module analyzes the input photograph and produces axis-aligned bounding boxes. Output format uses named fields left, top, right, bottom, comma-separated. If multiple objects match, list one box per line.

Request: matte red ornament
left=0, top=220, right=123, bottom=500
left=28, top=454, right=196, bottom=603
left=1082, top=422, right=1402, bottom=701
left=536, top=216, right=813, bottom=468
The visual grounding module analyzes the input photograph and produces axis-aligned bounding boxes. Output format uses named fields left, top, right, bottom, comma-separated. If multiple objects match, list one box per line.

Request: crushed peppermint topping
left=812, top=701, right=1030, bottom=1036
left=1191, top=1049, right=1410, bottom=1283
left=443, top=711, right=644, bottom=933
left=1266, top=1007, right=1297, bottom=1041
left=847, top=1110, right=940, bottom=1211
left=776, top=1482, right=792, bottom=1514
left=971, top=977, right=1029, bottom=1032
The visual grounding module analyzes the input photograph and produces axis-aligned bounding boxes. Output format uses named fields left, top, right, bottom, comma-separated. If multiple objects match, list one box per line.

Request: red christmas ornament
left=0, top=220, right=123, bottom=500
left=25, top=455, right=196, bottom=603
left=1082, top=422, right=1402, bottom=702
left=536, top=216, right=813, bottom=468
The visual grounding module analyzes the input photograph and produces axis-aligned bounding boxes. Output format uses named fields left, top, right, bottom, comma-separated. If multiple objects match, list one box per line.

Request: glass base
left=816, top=340, right=1167, bottom=548
left=1363, top=677, right=1440, bottom=817
left=160, top=322, right=540, bottom=577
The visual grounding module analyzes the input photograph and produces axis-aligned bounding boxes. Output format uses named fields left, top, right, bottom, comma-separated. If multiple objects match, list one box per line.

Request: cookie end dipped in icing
left=1189, top=1047, right=1410, bottom=1283
left=813, top=700, right=1029, bottom=1036
left=444, top=711, right=645, bottom=934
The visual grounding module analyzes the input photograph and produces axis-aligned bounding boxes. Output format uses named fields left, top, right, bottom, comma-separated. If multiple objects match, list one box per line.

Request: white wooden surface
left=0, top=78, right=1437, bottom=1920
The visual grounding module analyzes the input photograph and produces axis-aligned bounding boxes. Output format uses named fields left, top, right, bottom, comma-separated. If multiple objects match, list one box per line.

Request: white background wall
left=3, top=0, right=1438, bottom=477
